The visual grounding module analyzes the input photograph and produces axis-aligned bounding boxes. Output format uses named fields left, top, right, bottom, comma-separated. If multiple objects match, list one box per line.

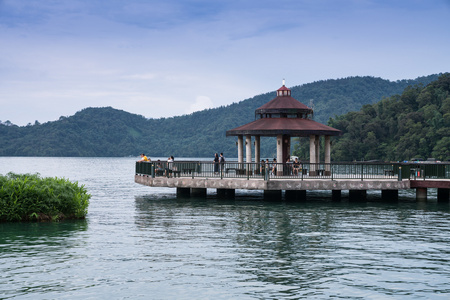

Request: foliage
left=0, top=173, right=91, bottom=222
left=321, top=73, right=450, bottom=162
left=0, top=74, right=440, bottom=158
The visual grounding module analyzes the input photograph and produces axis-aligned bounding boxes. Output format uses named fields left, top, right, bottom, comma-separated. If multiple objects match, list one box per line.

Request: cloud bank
left=0, top=0, right=449, bottom=125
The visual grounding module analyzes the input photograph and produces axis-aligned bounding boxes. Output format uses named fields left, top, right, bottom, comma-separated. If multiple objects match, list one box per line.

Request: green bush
left=0, top=172, right=91, bottom=222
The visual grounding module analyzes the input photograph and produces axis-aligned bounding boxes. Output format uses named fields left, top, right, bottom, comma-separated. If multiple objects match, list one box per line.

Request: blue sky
left=1, top=0, right=449, bottom=125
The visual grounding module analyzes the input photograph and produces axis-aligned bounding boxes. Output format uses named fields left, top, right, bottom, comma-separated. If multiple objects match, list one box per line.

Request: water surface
left=0, top=157, right=449, bottom=299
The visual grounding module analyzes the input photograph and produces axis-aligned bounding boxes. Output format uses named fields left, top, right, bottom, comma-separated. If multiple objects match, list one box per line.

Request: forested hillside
left=320, top=73, right=449, bottom=162
left=0, top=74, right=441, bottom=157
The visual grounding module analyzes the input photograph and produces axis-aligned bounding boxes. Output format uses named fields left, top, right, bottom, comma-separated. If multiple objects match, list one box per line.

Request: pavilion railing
left=136, top=161, right=450, bottom=181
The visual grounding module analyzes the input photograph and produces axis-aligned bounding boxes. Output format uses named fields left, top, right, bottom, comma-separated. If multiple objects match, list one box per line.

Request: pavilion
left=135, top=81, right=449, bottom=202
left=226, top=80, right=342, bottom=175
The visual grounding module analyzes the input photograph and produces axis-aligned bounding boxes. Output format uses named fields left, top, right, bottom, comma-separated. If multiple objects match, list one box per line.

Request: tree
left=432, top=137, right=450, bottom=161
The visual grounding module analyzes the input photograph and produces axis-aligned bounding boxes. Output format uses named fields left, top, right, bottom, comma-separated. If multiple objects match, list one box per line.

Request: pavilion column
left=246, top=135, right=252, bottom=175
left=315, top=135, right=320, bottom=165
left=315, top=135, right=321, bottom=175
left=237, top=135, right=244, bottom=164
left=309, top=135, right=316, bottom=175
left=283, top=134, right=291, bottom=162
left=325, top=135, right=331, bottom=175
left=245, top=135, right=252, bottom=163
left=255, top=136, right=261, bottom=174
left=277, top=135, right=283, bottom=176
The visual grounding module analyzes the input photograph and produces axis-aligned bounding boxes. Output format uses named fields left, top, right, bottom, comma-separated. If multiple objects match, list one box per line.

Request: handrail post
left=361, top=163, right=364, bottom=181
left=151, top=162, right=155, bottom=178
left=398, top=166, right=402, bottom=181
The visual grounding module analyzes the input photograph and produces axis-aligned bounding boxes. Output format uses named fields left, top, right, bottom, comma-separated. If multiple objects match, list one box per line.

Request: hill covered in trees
left=0, top=74, right=441, bottom=158
left=319, top=73, right=449, bottom=162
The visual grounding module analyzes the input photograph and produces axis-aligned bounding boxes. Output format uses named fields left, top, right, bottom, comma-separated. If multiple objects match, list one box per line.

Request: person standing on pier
left=260, top=159, right=265, bottom=175
left=165, top=156, right=174, bottom=177
left=213, top=153, right=220, bottom=174
left=219, top=153, right=225, bottom=175
left=272, top=158, right=277, bottom=176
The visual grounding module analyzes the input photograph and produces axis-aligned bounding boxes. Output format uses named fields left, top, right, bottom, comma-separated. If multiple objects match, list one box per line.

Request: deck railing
left=136, top=161, right=450, bottom=181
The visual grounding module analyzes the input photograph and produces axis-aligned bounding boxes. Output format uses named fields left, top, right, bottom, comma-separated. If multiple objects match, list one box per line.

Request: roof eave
left=226, top=129, right=342, bottom=137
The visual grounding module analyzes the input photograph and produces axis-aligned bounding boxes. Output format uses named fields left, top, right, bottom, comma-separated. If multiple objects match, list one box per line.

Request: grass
left=0, top=172, right=91, bottom=222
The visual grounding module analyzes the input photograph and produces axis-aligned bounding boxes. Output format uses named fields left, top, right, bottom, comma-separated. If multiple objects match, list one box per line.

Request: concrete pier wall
left=136, top=175, right=449, bottom=202
left=135, top=175, right=411, bottom=191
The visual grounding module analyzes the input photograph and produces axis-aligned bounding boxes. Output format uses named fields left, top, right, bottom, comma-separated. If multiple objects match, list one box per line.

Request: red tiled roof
left=226, top=118, right=342, bottom=137
left=256, top=96, right=312, bottom=111
left=277, top=85, right=290, bottom=91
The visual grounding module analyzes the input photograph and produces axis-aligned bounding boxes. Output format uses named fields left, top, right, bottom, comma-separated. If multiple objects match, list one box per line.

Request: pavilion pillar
left=277, top=135, right=283, bottom=176
left=255, top=136, right=261, bottom=174
left=315, top=135, right=321, bottom=176
left=237, top=135, right=244, bottom=164
left=246, top=135, right=252, bottom=175
left=325, top=135, right=331, bottom=176
left=315, top=135, right=320, bottom=166
left=309, top=135, right=316, bottom=175
left=282, top=134, right=291, bottom=162
left=245, top=135, right=252, bottom=163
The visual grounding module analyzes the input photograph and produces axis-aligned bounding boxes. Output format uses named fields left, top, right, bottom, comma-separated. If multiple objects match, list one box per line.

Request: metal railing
left=136, top=161, right=450, bottom=181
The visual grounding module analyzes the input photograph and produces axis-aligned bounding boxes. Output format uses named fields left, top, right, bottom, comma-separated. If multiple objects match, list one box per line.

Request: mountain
left=0, top=74, right=441, bottom=157
left=323, top=73, right=450, bottom=161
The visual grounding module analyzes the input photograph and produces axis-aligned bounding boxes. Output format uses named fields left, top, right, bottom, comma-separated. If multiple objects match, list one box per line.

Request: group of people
left=260, top=157, right=302, bottom=176
left=213, top=153, right=225, bottom=174
left=138, top=152, right=302, bottom=177
left=137, top=154, right=175, bottom=177
left=290, top=157, right=302, bottom=176
left=260, top=158, right=277, bottom=175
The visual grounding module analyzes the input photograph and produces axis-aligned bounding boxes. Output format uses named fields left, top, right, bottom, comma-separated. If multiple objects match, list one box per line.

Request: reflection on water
left=0, top=221, right=89, bottom=298
left=0, top=221, right=88, bottom=253
left=134, top=195, right=450, bottom=299
left=1, top=157, right=449, bottom=299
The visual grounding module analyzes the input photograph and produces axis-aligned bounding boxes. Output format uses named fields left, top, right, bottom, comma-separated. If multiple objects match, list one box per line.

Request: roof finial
left=282, top=78, right=285, bottom=86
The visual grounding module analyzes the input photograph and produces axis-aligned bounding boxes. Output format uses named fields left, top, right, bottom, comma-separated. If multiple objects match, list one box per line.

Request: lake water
left=1, top=157, right=449, bottom=299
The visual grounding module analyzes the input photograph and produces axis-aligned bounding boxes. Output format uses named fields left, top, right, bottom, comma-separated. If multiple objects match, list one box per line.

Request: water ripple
left=1, top=157, right=449, bottom=299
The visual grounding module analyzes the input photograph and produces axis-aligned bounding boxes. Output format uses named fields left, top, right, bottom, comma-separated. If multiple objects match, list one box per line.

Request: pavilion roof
left=226, top=118, right=342, bottom=137
left=256, top=95, right=312, bottom=112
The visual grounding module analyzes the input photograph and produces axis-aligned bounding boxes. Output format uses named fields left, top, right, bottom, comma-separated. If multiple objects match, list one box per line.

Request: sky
left=1, top=0, right=449, bottom=126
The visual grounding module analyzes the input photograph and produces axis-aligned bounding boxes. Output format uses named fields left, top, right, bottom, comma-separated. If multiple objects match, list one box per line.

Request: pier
left=135, top=161, right=450, bottom=202
left=135, top=81, right=449, bottom=202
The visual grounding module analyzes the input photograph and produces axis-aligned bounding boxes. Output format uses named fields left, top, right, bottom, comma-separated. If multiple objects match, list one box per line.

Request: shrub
left=0, top=172, right=91, bottom=222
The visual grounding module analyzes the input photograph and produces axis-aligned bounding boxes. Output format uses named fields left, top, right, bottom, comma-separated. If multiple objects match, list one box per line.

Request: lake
left=1, top=157, right=449, bottom=299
